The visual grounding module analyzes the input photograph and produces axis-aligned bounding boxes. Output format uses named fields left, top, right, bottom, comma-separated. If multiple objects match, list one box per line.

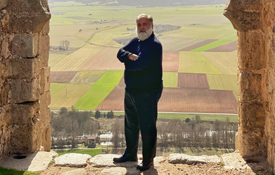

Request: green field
left=74, top=71, right=123, bottom=110
left=50, top=83, right=68, bottom=96
left=163, top=72, right=178, bottom=87
left=191, top=39, right=235, bottom=52
left=178, top=52, right=222, bottom=74
left=70, top=71, right=106, bottom=84
left=0, top=168, right=41, bottom=175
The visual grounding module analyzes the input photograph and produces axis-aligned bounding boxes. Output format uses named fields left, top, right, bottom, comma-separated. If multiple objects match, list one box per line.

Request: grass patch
left=163, top=72, right=178, bottom=87
left=50, top=83, right=68, bottom=96
left=207, top=74, right=237, bottom=92
left=191, top=39, right=235, bottom=52
left=158, top=113, right=238, bottom=123
left=0, top=167, right=41, bottom=175
left=74, top=71, right=123, bottom=110
left=179, top=52, right=222, bottom=74
left=55, top=149, right=102, bottom=157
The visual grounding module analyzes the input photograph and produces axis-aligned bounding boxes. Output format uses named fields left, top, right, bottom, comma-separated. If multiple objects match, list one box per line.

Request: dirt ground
left=40, top=157, right=260, bottom=175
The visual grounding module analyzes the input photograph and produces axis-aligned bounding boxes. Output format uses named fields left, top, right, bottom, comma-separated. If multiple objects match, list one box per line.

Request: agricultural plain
left=49, top=3, right=238, bottom=116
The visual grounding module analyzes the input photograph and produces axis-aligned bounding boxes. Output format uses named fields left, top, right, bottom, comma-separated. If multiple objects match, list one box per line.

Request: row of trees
left=111, top=116, right=238, bottom=151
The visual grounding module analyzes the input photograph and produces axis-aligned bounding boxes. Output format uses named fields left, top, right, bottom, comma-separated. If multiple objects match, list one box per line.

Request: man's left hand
left=129, top=54, right=139, bottom=61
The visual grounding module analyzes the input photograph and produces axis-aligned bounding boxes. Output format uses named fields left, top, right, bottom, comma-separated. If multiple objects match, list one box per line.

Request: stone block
left=236, top=131, right=266, bottom=157
left=7, top=58, right=40, bottom=79
left=55, top=153, right=92, bottom=167
left=168, top=154, right=221, bottom=164
left=9, top=125, right=33, bottom=153
left=224, top=0, right=261, bottom=11
left=40, top=67, right=50, bottom=94
left=0, top=80, right=9, bottom=107
left=238, top=31, right=265, bottom=70
left=11, top=34, right=38, bottom=58
left=38, top=50, right=49, bottom=68
left=42, top=21, right=50, bottom=35
left=5, top=0, right=51, bottom=33
left=90, top=154, right=141, bottom=167
left=1, top=35, right=10, bottom=59
left=41, top=124, right=51, bottom=151
left=38, top=35, right=49, bottom=55
left=238, top=102, right=266, bottom=133
left=224, top=10, right=261, bottom=31
left=0, top=105, right=11, bottom=125
left=10, top=103, right=39, bottom=125
left=238, top=72, right=262, bottom=102
left=10, top=78, right=40, bottom=104
left=221, top=152, right=250, bottom=170
left=0, top=0, right=8, bottom=10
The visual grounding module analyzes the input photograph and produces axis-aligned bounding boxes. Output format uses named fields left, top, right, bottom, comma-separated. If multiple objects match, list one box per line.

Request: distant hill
left=48, top=0, right=228, bottom=6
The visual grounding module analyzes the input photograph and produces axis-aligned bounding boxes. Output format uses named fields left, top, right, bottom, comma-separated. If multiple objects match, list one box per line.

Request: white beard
left=136, top=26, right=153, bottom=41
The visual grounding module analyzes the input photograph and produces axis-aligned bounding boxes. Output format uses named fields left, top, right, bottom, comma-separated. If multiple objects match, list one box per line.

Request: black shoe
left=113, top=154, right=137, bottom=163
left=136, top=161, right=154, bottom=171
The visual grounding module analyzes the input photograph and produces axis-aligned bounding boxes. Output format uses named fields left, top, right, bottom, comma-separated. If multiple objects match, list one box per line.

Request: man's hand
left=129, top=54, right=139, bottom=61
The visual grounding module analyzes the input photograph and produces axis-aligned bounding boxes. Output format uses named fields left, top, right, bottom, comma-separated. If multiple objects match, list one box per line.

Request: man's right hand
left=129, top=54, right=139, bottom=61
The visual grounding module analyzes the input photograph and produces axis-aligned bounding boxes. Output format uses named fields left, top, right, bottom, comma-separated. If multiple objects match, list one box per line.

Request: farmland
left=49, top=3, right=238, bottom=116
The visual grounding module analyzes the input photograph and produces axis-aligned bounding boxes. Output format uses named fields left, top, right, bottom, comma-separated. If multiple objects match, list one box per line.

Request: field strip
left=178, top=73, right=209, bottom=89
left=51, top=71, right=78, bottom=83
left=158, top=36, right=204, bottom=51
left=207, top=74, right=237, bottom=91
left=191, top=39, right=236, bottom=52
left=201, top=52, right=237, bottom=75
left=70, top=71, right=106, bottom=84
left=74, top=71, right=124, bottom=110
left=180, top=39, right=217, bottom=51
left=51, top=45, right=102, bottom=71
left=50, top=83, right=68, bottom=96
left=163, top=51, right=179, bottom=72
left=79, top=47, right=125, bottom=71
left=207, top=41, right=237, bottom=52
left=178, top=52, right=222, bottom=74
left=49, top=54, right=68, bottom=68
left=50, top=84, right=92, bottom=110
left=163, top=72, right=178, bottom=88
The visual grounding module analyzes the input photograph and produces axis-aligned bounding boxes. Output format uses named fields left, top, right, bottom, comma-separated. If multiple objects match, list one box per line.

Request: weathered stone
left=0, top=0, right=8, bottom=10
left=0, top=80, right=9, bottom=107
left=238, top=31, right=265, bottom=70
left=42, top=21, right=50, bottom=36
left=11, top=34, right=38, bottom=58
left=10, top=103, right=39, bottom=125
left=168, top=154, right=220, bottom=165
left=10, top=78, right=40, bottom=104
left=55, top=153, right=92, bottom=167
left=221, top=151, right=250, bottom=170
left=9, top=125, right=33, bottom=153
left=154, top=156, right=166, bottom=167
left=38, top=34, right=49, bottom=55
left=90, top=154, right=141, bottom=168
left=61, top=169, right=86, bottom=175
left=224, top=0, right=261, bottom=11
left=0, top=151, right=57, bottom=171
left=7, top=58, right=40, bottom=79
left=1, top=35, right=10, bottom=59
left=40, top=67, right=50, bottom=94
left=1, top=0, right=51, bottom=33
left=101, top=167, right=139, bottom=175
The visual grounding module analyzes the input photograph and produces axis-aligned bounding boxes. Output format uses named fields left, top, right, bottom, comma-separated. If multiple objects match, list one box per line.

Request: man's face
left=137, top=17, right=152, bottom=32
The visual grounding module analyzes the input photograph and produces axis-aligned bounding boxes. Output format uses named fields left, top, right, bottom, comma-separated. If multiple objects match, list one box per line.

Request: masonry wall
left=0, top=0, right=51, bottom=158
left=224, top=0, right=275, bottom=168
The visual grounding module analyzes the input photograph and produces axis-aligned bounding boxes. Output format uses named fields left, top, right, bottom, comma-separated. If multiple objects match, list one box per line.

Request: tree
left=60, top=40, right=70, bottom=51
left=107, top=111, right=114, bottom=119
left=185, top=118, right=190, bottom=123
left=95, top=110, right=101, bottom=119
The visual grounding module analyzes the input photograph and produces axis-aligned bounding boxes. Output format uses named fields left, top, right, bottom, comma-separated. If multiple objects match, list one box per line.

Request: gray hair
left=136, top=14, right=153, bottom=24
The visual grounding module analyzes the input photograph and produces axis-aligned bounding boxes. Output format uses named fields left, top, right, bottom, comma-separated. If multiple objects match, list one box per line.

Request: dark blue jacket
left=117, top=33, right=163, bottom=94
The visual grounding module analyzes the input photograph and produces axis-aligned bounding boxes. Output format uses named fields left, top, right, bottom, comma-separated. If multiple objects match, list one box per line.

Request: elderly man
left=113, top=14, right=163, bottom=171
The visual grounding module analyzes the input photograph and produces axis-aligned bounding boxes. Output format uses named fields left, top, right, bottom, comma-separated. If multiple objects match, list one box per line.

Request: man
left=113, top=14, right=163, bottom=171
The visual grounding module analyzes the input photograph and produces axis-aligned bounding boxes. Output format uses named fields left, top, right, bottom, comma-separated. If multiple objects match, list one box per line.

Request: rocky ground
left=39, top=152, right=272, bottom=175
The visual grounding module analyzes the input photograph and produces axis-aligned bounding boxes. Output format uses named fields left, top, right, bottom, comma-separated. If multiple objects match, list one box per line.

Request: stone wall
left=224, top=0, right=275, bottom=168
left=0, top=0, right=51, bottom=158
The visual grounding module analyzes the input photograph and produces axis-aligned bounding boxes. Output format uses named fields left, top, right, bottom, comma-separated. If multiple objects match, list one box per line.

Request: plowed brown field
left=97, top=87, right=237, bottom=114
left=158, top=88, right=237, bottom=113
left=79, top=47, right=125, bottom=71
left=180, top=39, right=217, bottom=51
left=96, top=86, right=124, bottom=111
left=178, top=73, right=209, bottom=89
left=207, top=41, right=237, bottom=52
left=163, top=51, right=179, bottom=72
left=50, top=71, right=77, bottom=83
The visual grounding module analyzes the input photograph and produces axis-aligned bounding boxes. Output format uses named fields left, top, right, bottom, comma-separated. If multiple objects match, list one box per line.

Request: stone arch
left=0, top=0, right=275, bottom=172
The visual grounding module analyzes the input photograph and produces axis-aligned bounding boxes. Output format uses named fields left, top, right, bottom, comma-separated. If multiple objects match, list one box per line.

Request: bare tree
left=60, top=40, right=70, bottom=51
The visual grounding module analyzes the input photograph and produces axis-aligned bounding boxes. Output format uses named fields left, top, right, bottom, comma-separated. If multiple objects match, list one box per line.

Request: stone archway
left=224, top=0, right=275, bottom=169
left=0, top=0, right=51, bottom=157
left=1, top=0, right=275, bottom=172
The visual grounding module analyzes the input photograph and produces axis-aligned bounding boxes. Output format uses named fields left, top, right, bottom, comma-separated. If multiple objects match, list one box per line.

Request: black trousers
left=124, top=85, right=163, bottom=163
